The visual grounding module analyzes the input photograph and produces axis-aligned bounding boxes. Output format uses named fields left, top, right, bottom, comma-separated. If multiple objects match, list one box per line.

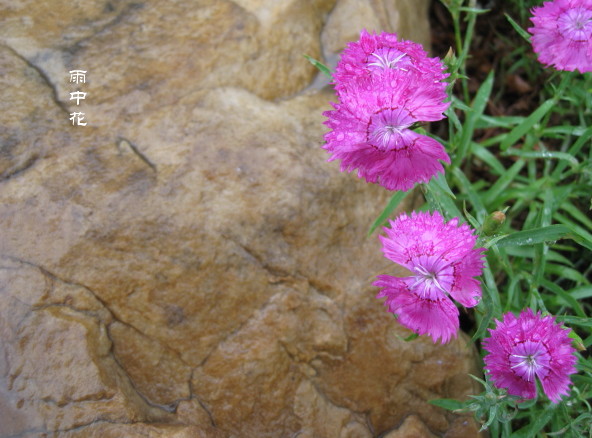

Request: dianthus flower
left=323, top=71, right=450, bottom=191
left=528, top=0, right=592, bottom=73
left=374, top=211, right=485, bottom=343
left=483, top=309, right=577, bottom=403
left=333, top=30, right=449, bottom=95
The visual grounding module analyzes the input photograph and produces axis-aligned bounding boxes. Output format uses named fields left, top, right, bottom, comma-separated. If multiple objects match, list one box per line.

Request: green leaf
left=482, top=159, right=525, bottom=207
left=471, top=143, right=506, bottom=175
left=572, top=374, right=592, bottom=386
left=403, top=333, right=419, bottom=342
left=458, top=6, right=489, bottom=14
left=505, top=13, right=532, bottom=42
left=511, top=403, right=557, bottom=438
left=452, top=167, right=487, bottom=220
left=475, top=115, right=524, bottom=129
left=472, top=287, right=495, bottom=343
left=462, top=201, right=480, bottom=229
left=450, top=95, right=471, bottom=112
left=503, top=149, right=579, bottom=168
left=546, top=250, right=573, bottom=266
left=428, top=398, right=466, bottom=411
left=546, top=263, right=589, bottom=283
left=482, top=261, right=502, bottom=316
left=555, top=213, right=592, bottom=251
left=542, top=125, right=588, bottom=136
left=568, top=285, right=592, bottom=300
left=445, top=104, right=463, bottom=133
left=551, top=126, right=592, bottom=179
left=483, top=233, right=510, bottom=249
left=560, top=201, right=592, bottom=230
left=575, top=356, right=592, bottom=373
left=500, top=99, right=555, bottom=151
left=568, top=330, right=586, bottom=351
left=503, top=247, right=572, bottom=265
left=540, top=279, right=586, bottom=318
left=504, top=272, right=525, bottom=312
left=431, top=171, right=456, bottom=199
left=557, top=315, right=592, bottom=328
left=424, top=175, right=463, bottom=220
left=453, top=70, right=494, bottom=166
left=303, top=54, right=332, bottom=78
left=368, top=190, right=409, bottom=235
left=494, top=225, right=570, bottom=248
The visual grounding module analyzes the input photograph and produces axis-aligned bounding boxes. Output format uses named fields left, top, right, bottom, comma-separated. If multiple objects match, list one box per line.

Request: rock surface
left=0, top=0, right=481, bottom=436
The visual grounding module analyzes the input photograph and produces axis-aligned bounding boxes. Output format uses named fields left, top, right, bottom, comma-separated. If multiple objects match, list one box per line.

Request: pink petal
left=449, top=249, right=485, bottom=307
left=375, top=274, right=459, bottom=344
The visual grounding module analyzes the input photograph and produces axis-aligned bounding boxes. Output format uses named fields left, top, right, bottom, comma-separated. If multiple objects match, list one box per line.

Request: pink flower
left=333, top=30, right=448, bottom=95
left=323, top=71, right=450, bottom=191
left=374, top=211, right=485, bottom=343
left=528, top=0, right=592, bottom=73
left=483, top=309, right=578, bottom=403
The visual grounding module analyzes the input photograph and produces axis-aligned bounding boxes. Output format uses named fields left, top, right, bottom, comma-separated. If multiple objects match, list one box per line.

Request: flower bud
left=482, top=211, right=506, bottom=236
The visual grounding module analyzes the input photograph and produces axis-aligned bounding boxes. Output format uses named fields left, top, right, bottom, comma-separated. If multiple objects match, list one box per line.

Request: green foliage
left=372, top=0, right=592, bottom=435
left=440, top=0, right=591, bottom=432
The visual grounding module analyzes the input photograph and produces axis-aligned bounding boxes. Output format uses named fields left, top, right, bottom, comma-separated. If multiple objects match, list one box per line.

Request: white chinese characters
left=69, top=70, right=88, bottom=126
left=69, top=70, right=87, bottom=84
left=69, top=91, right=87, bottom=105
left=69, top=112, right=87, bottom=126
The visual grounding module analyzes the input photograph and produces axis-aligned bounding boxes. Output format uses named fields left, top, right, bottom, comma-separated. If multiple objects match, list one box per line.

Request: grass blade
left=368, top=190, right=409, bottom=235
left=512, top=403, right=557, bottom=438
left=452, top=167, right=487, bottom=220
left=495, top=225, right=570, bottom=248
left=429, top=398, right=466, bottom=411
left=483, top=159, right=525, bottom=207
left=505, top=13, right=532, bottom=42
left=471, top=143, right=506, bottom=175
left=551, top=126, right=592, bottom=179
left=500, top=99, right=555, bottom=151
left=424, top=174, right=463, bottom=220
left=503, top=149, right=579, bottom=168
left=541, top=279, right=586, bottom=318
left=453, top=70, right=494, bottom=166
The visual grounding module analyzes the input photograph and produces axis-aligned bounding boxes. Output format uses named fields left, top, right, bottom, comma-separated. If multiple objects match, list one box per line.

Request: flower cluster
left=318, top=23, right=581, bottom=406
left=323, top=30, right=451, bottom=191
left=529, top=0, right=592, bottom=73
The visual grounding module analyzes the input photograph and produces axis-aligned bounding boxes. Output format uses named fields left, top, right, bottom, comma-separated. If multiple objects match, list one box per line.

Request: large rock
left=0, top=0, right=481, bottom=436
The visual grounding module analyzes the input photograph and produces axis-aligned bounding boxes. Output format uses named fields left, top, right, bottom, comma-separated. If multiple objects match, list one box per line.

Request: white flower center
left=367, top=48, right=409, bottom=70
left=409, top=255, right=455, bottom=300
left=366, top=108, right=415, bottom=151
left=557, top=7, right=592, bottom=42
left=510, top=340, right=551, bottom=382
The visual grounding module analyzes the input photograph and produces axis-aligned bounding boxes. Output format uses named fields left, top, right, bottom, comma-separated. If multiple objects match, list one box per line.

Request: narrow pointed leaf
left=368, top=190, right=409, bottom=235
left=500, top=99, right=555, bottom=151
left=303, top=54, right=332, bottom=78
left=495, top=225, right=570, bottom=248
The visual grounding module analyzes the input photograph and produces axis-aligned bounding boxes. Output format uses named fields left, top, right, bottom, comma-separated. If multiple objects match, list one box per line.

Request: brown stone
left=0, top=257, right=174, bottom=434
left=383, top=415, right=438, bottom=438
left=322, top=0, right=432, bottom=59
left=0, top=0, right=482, bottom=437
left=17, top=423, right=214, bottom=438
